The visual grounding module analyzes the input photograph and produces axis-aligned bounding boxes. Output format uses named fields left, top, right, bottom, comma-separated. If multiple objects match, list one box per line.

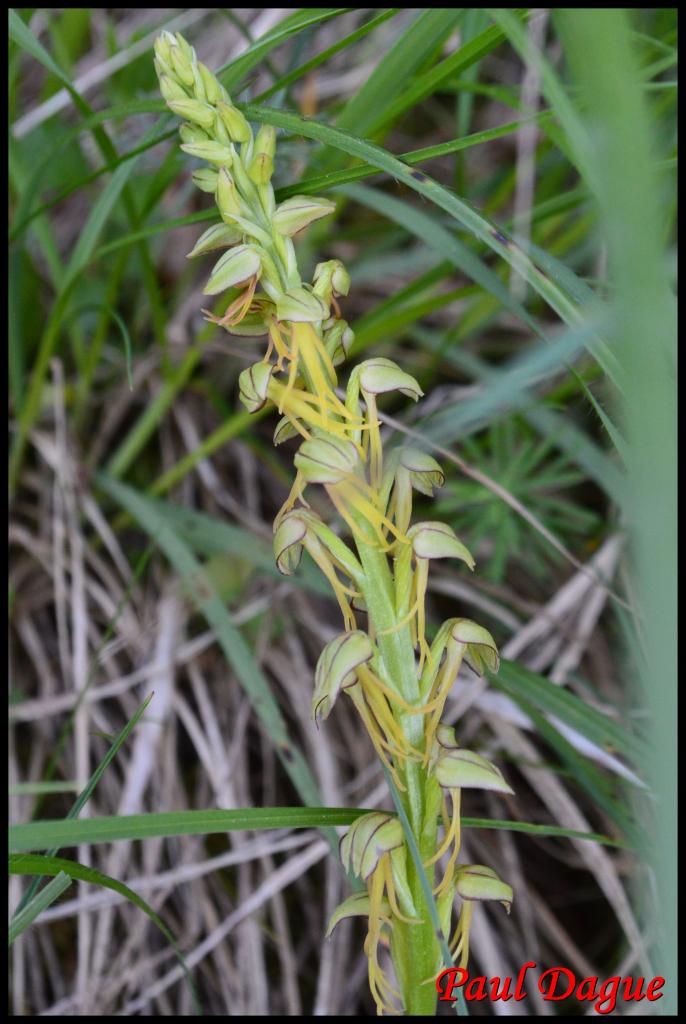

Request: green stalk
left=355, top=535, right=440, bottom=1015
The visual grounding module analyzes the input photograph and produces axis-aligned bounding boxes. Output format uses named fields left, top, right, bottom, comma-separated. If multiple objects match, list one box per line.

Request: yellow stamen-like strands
left=382, top=858, right=417, bottom=925
left=358, top=663, right=442, bottom=719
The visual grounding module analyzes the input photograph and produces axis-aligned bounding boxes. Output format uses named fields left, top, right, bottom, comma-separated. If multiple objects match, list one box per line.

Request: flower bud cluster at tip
left=154, top=30, right=349, bottom=342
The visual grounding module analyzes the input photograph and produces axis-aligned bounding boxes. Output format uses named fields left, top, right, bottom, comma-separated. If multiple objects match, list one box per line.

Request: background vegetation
left=9, top=8, right=677, bottom=1015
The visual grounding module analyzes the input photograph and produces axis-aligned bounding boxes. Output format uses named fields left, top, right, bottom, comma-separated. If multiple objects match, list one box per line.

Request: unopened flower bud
left=273, top=195, right=336, bottom=237
left=238, top=360, right=274, bottom=413
left=248, top=125, right=276, bottom=184
left=190, top=61, right=206, bottom=101
left=408, top=521, right=475, bottom=568
left=197, top=61, right=223, bottom=104
left=313, top=259, right=350, bottom=302
left=174, top=32, right=195, bottom=61
left=312, top=630, right=374, bottom=722
left=216, top=167, right=243, bottom=220
left=180, top=140, right=233, bottom=166
left=179, top=122, right=209, bottom=145
left=170, top=45, right=195, bottom=88
left=168, top=98, right=215, bottom=130
left=159, top=73, right=188, bottom=104
left=217, top=100, right=252, bottom=143
left=203, top=244, right=261, bottom=295
left=186, top=222, right=242, bottom=258
left=294, top=435, right=359, bottom=485
left=154, top=31, right=175, bottom=68
left=276, top=286, right=328, bottom=323
left=455, top=865, right=513, bottom=913
left=192, top=168, right=219, bottom=193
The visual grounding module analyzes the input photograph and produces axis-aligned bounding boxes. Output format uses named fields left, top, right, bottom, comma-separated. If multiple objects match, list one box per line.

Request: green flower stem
left=354, top=531, right=440, bottom=1015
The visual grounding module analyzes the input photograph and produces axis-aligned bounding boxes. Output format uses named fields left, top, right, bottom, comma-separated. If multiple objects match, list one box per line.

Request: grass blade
left=14, top=693, right=153, bottom=916
left=8, top=871, right=72, bottom=946
left=9, top=807, right=378, bottom=852
left=9, top=853, right=198, bottom=1007
left=492, top=659, right=648, bottom=766
left=9, top=808, right=624, bottom=854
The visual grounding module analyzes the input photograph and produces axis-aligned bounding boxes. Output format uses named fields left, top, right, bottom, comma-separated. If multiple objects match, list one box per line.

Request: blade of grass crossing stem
left=15, top=112, right=546, bottom=247
left=96, top=474, right=338, bottom=849
left=9, top=854, right=200, bottom=1010
left=9, top=809, right=625, bottom=854
left=240, top=103, right=621, bottom=386
left=382, top=763, right=466, bottom=1016
left=13, top=104, right=548, bottom=254
left=9, top=807, right=377, bottom=852
left=14, top=693, right=153, bottom=915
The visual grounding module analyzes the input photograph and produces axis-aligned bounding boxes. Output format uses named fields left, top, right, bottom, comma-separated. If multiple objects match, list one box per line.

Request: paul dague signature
left=436, top=964, right=666, bottom=1015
